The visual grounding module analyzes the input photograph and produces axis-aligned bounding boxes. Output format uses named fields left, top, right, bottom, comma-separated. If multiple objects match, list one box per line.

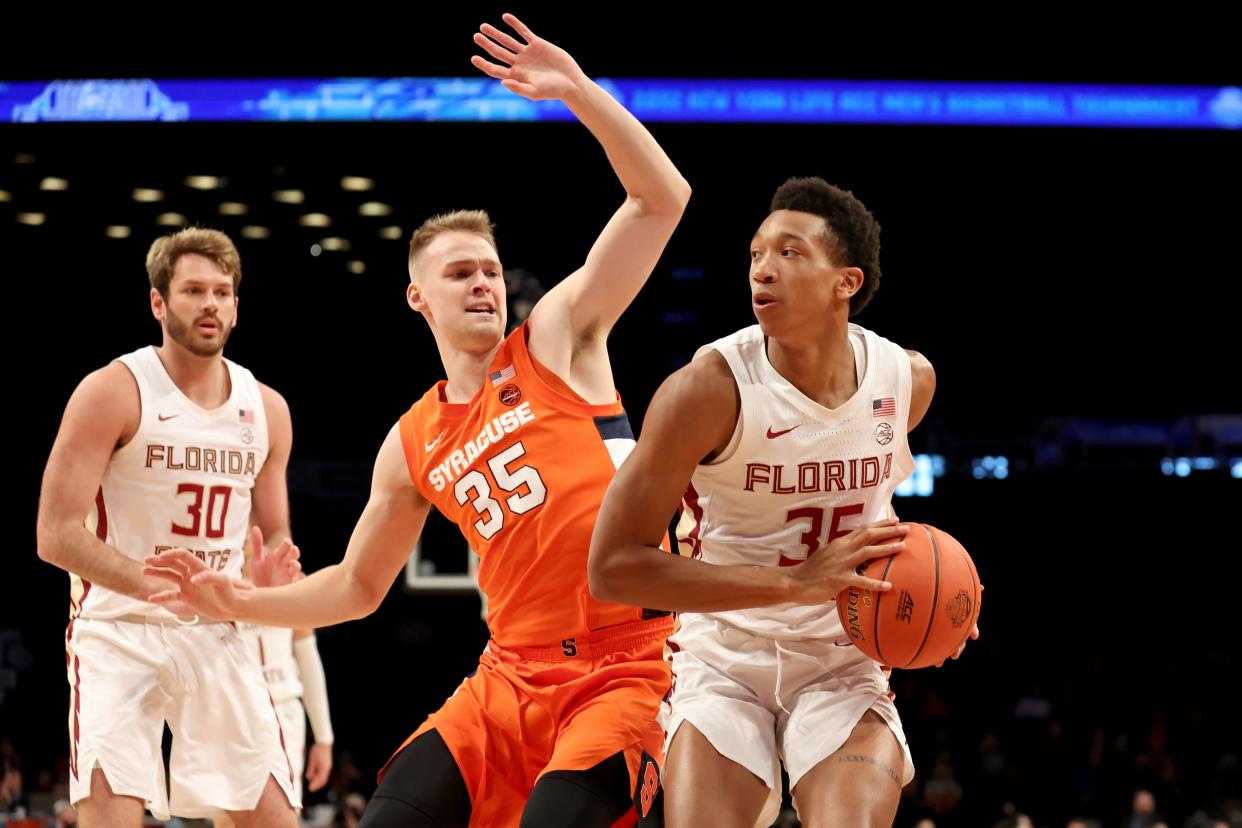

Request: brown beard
left=165, top=307, right=232, bottom=357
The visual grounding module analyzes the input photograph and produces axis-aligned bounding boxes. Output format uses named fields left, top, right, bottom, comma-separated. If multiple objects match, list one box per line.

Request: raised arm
left=472, top=14, right=691, bottom=384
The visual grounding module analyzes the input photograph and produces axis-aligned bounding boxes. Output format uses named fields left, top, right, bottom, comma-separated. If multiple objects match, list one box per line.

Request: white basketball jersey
left=74, top=346, right=269, bottom=620
left=676, top=324, right=915, bottom=639
left=240, top=625, right=303, bottom=703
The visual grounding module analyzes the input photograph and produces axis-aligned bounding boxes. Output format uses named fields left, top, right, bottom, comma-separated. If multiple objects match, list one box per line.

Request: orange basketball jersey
left=399, top=324, right=665, bottom=648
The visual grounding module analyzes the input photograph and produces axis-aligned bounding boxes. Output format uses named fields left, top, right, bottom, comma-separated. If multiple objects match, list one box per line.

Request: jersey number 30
left=171, top=483, right=232, bottom=539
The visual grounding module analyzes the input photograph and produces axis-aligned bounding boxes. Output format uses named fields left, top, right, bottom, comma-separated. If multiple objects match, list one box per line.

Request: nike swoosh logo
left=834, top=640, right=856, bottom=647
left=424, top=429, right=447, bottom=453
left=766, top=425, right=799, bottom=439
left=158, top=413, right=179, bottom=422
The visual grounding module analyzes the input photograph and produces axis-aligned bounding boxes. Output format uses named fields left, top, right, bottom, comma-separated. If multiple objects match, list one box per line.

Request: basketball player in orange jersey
left=35, top=228, right=304, bottom=827
left=142, top=13, right=690, bottom=828
left=589, top=177, right=979, bottom=827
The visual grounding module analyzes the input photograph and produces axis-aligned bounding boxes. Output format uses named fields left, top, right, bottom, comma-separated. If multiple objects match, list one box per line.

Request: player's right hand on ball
left=788, top=519, right=907, bottom=604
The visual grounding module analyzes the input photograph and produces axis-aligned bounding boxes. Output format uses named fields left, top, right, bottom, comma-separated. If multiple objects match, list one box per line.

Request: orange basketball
left=836, top=523, right=981, bottom=669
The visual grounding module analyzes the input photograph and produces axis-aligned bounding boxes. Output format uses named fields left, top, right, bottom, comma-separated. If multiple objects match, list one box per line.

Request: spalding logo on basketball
left=836, top=523, right=982, bottom=669
left=945, top=589, right=973, bottom=628
left=842, top=587, right=873, bottom=642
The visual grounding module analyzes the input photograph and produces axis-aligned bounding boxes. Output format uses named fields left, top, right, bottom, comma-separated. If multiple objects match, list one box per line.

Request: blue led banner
left=3, top=78, right=1239, bottom=128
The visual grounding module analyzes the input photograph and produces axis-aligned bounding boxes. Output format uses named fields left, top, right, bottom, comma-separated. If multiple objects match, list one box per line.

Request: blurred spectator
left=1121, top=788, right=1162, bottom=828
left=923, top=752, right=964, bottom=818
left=2, top=759, right=27, bottom=815
left=334, top=792, right=367, bottom=828
left=53, top=797, right=77, bottom=827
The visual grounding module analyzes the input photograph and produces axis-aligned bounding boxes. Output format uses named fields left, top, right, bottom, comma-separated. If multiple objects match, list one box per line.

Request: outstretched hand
left=143, top=548, right=253, bottom=620
left=471, top=13, right=588, bottom=102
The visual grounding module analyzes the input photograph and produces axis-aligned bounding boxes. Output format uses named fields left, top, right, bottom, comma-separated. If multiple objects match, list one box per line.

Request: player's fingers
left=851, top=542, right=903, bottom=568
left=149, top=588, right=183, bottom=604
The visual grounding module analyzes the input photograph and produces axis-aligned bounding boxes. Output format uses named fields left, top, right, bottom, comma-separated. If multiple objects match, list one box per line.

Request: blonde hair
left=408, top=210, right=497, bottom=272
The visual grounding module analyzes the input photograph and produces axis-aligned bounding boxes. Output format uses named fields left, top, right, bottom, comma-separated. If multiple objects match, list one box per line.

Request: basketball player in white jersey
left=215, top=613, right=334, bottom=828
left=217, top=615, right=334, bottom=828
left=589, top=177, right=979, bottom=827
left=35, top=228, right=302, bottom=827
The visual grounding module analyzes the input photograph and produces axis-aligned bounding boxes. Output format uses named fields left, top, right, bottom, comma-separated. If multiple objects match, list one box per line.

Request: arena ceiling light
left=359, top=201, right=393, bottom=217
left=185, top=175, right=224, bottom=190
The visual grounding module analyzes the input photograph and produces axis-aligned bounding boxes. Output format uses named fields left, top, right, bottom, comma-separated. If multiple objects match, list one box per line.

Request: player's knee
left=228, top=780, right=298, bottom=828
left=359, top=732, right=471, bottom=828
left=520, top=753, right=633, bottom=828
left=357, top=792, right=464, bottom=828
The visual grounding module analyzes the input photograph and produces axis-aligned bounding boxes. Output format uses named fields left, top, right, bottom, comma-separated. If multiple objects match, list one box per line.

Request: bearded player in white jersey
left=590, top=177, right=979, bottom=827
left=36, top=228, right=302, bottom=827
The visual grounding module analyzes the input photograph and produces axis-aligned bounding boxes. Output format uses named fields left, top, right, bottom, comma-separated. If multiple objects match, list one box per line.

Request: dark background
left=3, top=6, right=1239, bottom=827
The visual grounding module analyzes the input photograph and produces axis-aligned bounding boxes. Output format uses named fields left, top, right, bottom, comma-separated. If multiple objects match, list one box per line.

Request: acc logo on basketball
left=875, top=422, right=894, bottom=445
left=945, top=589, right=973, bottom=628
left=895, top=589, right=914, bottom=623
left=498, top=384, right=522, bottom=406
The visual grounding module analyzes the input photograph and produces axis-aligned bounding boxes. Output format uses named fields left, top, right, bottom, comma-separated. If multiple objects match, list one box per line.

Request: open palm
left=471, top=13, right=587, bottom=102
left=144, top=548, right=252, bottom=620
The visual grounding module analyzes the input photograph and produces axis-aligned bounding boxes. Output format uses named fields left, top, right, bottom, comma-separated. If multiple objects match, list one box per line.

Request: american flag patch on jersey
left=872, top=397, right=896, bottom=418
left=490, top=365, right=516, bottom=386
left=239, top=408, right=255, bottom=423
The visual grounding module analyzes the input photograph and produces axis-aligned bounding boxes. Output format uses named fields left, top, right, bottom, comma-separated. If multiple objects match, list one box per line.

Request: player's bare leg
left=664, top=722, right=770, bottom=828
left=225, top=775, right=299, bottom=828
left=791, top=710, right=905, bottom=828
left=76, top=767, right=144, bottom=828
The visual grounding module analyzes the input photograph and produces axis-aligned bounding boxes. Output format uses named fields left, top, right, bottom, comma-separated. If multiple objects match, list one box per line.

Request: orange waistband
left=494, top=616, right=673, bottom=662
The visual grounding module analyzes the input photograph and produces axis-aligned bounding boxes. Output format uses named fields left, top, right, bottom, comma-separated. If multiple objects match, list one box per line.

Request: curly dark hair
left=770, top=177, right=882, bottom=316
